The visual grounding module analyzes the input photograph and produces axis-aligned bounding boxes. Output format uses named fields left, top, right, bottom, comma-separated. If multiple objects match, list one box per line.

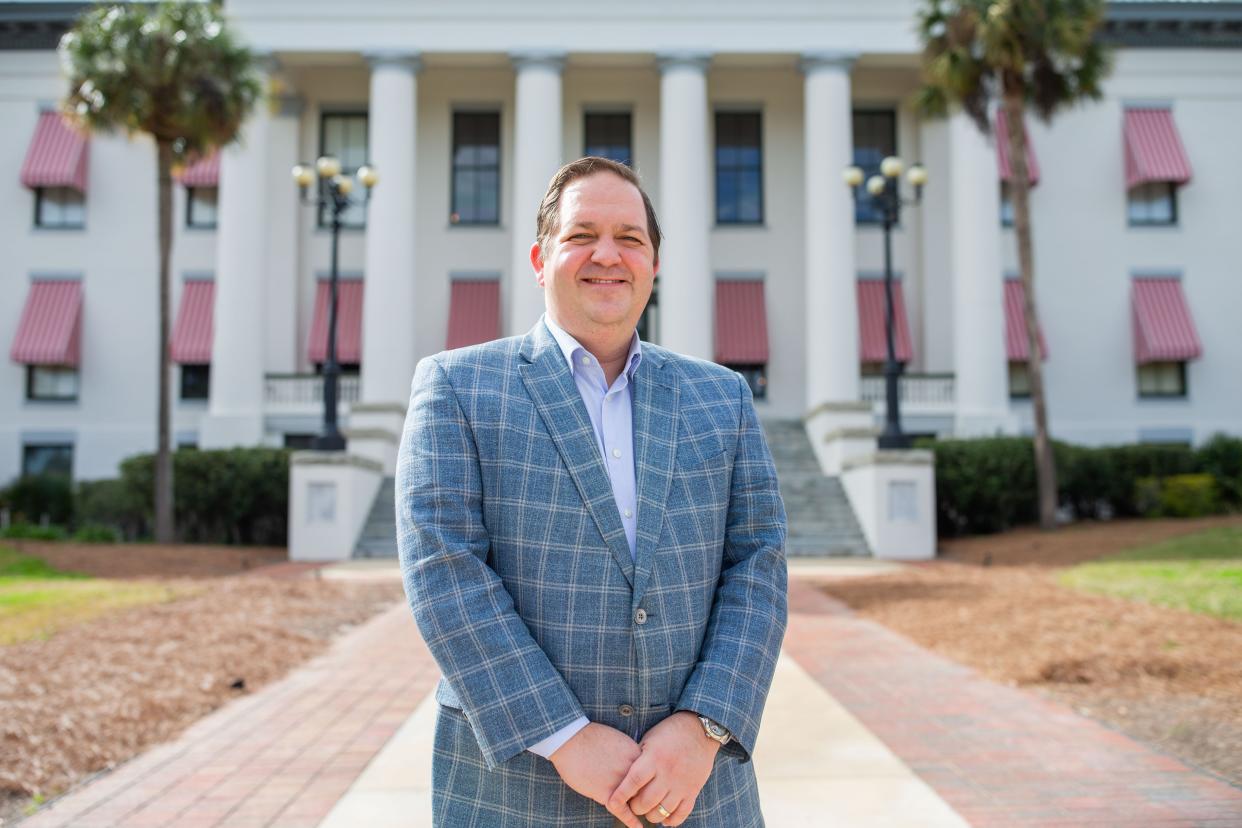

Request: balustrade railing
left=859, top=372, right=955, bottom=407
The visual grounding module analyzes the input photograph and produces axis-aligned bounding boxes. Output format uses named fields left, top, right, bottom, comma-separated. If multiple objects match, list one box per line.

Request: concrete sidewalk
left=19, top=562, right=1242, bottom=826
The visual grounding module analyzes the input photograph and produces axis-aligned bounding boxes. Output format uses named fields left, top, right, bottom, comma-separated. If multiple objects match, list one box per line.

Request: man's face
left=531, top=171, right=658, bottom=339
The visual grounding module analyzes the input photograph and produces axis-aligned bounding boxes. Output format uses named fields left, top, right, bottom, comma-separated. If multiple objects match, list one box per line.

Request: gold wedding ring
left=656, top=804, right=672, bottom=819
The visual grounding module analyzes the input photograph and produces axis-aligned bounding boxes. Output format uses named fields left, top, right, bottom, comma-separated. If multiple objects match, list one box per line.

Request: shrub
left=1159, top=474, right=1219, bottom=518
left=76, top=478, right=147, bottom=540
left=71, top=524, right=121, bottom=543
left=1198, top=434, right=1242, bottom=509
left=119, top=447, right=290, bottom=545
left=0, top=522, right=68, bottom=541
left=1133, top=476, right=1163, bottom=518
left=1, top=475, right=74, bottom=527
left=926, top=437, right=1037, bottom=537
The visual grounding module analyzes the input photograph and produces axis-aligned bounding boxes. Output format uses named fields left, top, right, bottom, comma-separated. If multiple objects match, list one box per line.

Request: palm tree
left=914, top=0, right=1113, bottom=530
left=59, top=3, right=261, bottom=542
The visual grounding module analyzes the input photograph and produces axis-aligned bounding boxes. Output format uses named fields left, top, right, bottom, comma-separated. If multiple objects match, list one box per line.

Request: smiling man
left=397, top=157, right=788, bottom=827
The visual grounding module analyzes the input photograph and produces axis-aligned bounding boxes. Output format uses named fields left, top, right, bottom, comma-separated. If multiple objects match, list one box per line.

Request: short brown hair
left=535, top=156, right=663, bottom=263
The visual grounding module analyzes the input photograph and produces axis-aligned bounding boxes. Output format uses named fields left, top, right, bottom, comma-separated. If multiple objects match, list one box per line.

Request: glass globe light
left=866, top=175, right=886, bottom=196
left=357, top=165, right=379, bottom=188
left=907, top=165, right=928, bottom=187
left=842, top=166, right=864, bottom=188
left=291, top=164, right=314, bottom=188
left=316, top=155, right=342, bottom=178
left=880, top=156, right=903, bottom=178
left=332, top=174, right=354, bottom=196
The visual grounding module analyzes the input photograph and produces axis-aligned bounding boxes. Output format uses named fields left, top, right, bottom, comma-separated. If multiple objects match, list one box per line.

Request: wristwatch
left=697, top=715, right=732, bottom=746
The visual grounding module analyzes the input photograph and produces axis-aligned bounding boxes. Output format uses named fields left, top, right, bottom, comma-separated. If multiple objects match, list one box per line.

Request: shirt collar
left=543, top=313, right=643, bottom=382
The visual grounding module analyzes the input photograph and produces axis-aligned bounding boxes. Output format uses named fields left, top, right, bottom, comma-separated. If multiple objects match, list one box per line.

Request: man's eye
left=570, top=233, right=592, bottom=240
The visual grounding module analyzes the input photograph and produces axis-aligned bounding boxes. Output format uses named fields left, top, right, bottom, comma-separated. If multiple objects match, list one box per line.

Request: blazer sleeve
left=396, top=356, right=587, bottom=769
left=676, top=371, right=789, bottom=762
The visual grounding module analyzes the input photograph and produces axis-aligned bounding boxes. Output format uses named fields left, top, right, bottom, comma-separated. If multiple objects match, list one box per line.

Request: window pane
left=320, top=114, right=369, bottom=228
left=37, top=187, right=85, bottom=228
left=725, top=364, right=767, bottom=400
left=188, top=187, right=218, bottom=227
left=852, top=110, right=897, bottom=225
left=585, top=112, right=632, bottom=165
left=452, top=112, right=501, bottom=224
left=29, top=366, right=78, bottom=400
left=1008, top=361, right=1030, bottom=397
left=180, top=365, right=210, bottom=400
left=1128, top=182, right=1174, bottom=225
left=715, top=112, right=762, bottom=224
left=23, top=444, right=72, bottom=477
left=1138, top=361, right=1186, bottom=396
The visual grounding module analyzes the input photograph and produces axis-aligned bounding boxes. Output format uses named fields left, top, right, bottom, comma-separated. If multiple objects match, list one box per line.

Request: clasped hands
left=549, top=711, right=720, bottom=827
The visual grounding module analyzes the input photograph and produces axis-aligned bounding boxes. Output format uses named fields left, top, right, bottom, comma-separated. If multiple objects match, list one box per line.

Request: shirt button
left=619, top=704, right=634, bottom=717
left=580, top=355, right=591, bottom=366
left=623, top=508, right=633, bottom=519
left=635, top=608, right=648, bottom=625
left=612, top=448, right=622, bottom=459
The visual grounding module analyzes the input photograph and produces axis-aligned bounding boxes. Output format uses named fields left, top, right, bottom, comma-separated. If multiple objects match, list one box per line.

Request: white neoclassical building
left=3, top=1, right=1242, bottom=527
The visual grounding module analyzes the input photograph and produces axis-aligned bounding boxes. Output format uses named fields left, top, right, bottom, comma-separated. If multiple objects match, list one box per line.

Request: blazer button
left=634, top=608, right=648, bottom=625
left=618, top=704, right=634, bottom=717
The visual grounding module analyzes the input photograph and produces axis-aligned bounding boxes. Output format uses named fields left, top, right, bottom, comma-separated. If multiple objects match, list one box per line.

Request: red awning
left=1124, top=108, right=1192, bottom=190
left=995, top=111, right=1040, bottom=187
left=178, top=152, right=219, bottom=188
left=1132, top=278, right=1201, bottom=364
left=10, top=280, right=82, bottom=365
left=446, top=279, right=500, bottom=350
left=857, top=279, right=913, bottom=363
left=169, top=280, right=215, bottom=364
left=20, top=112, right=89, bottom=192
left=308, top=279, right=364, bottom=364
left=1003, top=280, right=1048, bottom=361
left=714, top=280, right=769, bottom=364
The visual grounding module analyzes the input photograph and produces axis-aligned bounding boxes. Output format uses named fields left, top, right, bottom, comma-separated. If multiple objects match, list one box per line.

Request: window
left=1000, top=182, right=1014, bottom=227
left=314, top=362, right=360, bottom=376
left=22, top=443, right=72, bottom=478
left=715, top=111, right=763, bottom=224
left=186, top=187, right=218, bottom=229
left=727, top=365, right=768, bottom=400
left=35, top=186, right=85, bottom=229
left=451, top=111, right=501, bottom=225
left=861, top=363, right=885, bottom=377
left=1008, top=362, right=1031, bottom=399
left=180, top=365, right=210, bottom=400
left=584, top=112, right=632, bottom=166
left=26, top=366, right=78, bottom=401
left=319, top=113, right=369, bottom=228
left=853, top=110, right=897, bottom=225
left=1137, top=361, right=1186, bottom=398
left=283, top=433, right=317, bottom=450
left=637, top=277, right=659, bottom=344
left=1128, top=182, right=1177, bottom=226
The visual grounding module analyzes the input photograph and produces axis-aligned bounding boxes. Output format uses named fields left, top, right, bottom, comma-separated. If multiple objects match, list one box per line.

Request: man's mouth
left=583, top=278, right=626, bottom=285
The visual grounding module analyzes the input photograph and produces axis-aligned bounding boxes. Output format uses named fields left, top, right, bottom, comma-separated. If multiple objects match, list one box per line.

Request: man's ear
left=653, top=255, right=660, bottom=276
left=529, top=241, right=546, bottom=287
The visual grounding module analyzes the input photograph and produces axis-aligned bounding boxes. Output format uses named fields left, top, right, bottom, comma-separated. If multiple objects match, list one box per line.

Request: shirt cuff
left=527, top=716, right=590, bottom=759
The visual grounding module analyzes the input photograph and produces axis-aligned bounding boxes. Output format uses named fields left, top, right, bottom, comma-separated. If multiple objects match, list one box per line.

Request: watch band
left=698, top=715, right=732, bottom=746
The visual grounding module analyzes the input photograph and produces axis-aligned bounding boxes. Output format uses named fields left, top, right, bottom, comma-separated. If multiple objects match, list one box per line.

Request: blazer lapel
left=519, top=321, right=635, bottom=587
left=630, top=349, right=678, bottom=604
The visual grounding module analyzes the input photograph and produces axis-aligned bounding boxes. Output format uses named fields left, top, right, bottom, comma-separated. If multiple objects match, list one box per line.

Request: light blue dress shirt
left=527, top=314, right=642, bottom=759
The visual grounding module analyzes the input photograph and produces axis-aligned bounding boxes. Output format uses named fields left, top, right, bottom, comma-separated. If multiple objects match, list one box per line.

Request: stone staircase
left=761, top=419, right=871, bottom=557
left=353, top=476, right=398, bottom=558
left=352, top=421, right=871, bottom=559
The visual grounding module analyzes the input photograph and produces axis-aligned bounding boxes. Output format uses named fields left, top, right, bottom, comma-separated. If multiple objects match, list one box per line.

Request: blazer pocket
left=676, top=445, right=729, bottom=471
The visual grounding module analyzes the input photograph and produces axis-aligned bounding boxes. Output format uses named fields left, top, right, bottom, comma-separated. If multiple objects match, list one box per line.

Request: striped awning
left=714, top=280, right=769, bottom=364
left=857, top=279, right=913, bottom=363
left=446, top=279, right=500, bottom=350
left=1132, top=277, right=1201, bottom=364
left=21, top=112, right=89, bottom=192
left=1124, top=108, right=1192, bottom=190
left=169, top=280, right=214, bottom=364
left=1003, top=280, right=1048, bottom=362
left=307, top=279, right=364, bottom=364
left=10, top=280, right=83, bottom=365
left=995, top=111, right=1040, bottom=187
left=178, top=152, right=219, bottom=188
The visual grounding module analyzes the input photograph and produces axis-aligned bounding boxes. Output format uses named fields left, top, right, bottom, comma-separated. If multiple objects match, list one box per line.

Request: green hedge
left=927, top=433, right=1242, bottom=537
left=2, top=447, right=290, bottom=546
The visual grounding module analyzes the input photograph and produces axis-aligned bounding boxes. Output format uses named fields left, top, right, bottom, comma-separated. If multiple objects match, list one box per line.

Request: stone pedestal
left=840, top=450, right=936, bottom=560
left=804, top=401, right=876, bottom=475
left=288, top=451, right=382, bottom=561
left=344, top=401, right=405, bottom=477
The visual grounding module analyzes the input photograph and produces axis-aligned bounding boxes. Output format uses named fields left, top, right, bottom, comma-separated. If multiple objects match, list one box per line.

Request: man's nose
left=591, top=237, right=622, bottom=265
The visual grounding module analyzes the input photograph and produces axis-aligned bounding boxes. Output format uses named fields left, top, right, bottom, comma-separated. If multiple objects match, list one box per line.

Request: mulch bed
left=814, top=515, right=1242, bottom=788
left=0, top=544, right=404, bottom=823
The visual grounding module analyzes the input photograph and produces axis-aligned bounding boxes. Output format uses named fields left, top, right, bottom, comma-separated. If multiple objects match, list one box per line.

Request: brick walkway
left=22, top=602, right=436, bottom=828
left=783, top=579, right=1242, bottom=827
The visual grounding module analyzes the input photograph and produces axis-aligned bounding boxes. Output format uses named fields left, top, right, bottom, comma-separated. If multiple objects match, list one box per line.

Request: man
left=397, top=156, right=787, bottom=827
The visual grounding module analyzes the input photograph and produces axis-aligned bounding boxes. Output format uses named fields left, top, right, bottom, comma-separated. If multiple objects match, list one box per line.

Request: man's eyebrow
left=564, top=221, right=648, bottom=238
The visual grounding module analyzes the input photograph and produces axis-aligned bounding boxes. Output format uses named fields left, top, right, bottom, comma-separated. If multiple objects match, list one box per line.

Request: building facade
left=3, top=0, right=1241, bottom=485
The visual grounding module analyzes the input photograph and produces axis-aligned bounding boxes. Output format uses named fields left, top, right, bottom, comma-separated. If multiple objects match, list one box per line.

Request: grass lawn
left=1059, top=526, right=1242, bottom=621
left=0, top=546, right=197, bottom=645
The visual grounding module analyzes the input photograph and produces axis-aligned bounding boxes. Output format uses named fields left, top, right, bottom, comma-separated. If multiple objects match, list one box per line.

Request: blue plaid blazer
left=396, top=319, right=788, bottom=826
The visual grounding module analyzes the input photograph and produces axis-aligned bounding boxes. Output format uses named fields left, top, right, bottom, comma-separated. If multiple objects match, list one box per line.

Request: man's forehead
left=559, top=173, right=645, bottom=223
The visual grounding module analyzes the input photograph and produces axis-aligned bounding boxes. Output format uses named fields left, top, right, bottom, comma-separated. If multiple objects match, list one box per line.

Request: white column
left=265, top=93, right=302, bottom=375
left=361, top=53, right=420, bottom=406
left=657, top=53, right=713, bottom=361
left=949, top=109, right=1011, bottom=435
left=802, top=52, right=860, bottom=411
left=508, top=52, right=565, bottom=336
left=201, top=65, right=271, bottom=449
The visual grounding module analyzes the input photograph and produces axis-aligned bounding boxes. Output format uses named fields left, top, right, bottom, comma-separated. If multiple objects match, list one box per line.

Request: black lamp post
left=292, top=156, right=378, bottom=451
left=844, top=156, right=927, bottom=450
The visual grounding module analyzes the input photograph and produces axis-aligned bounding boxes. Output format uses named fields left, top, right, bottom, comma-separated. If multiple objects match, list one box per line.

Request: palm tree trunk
left=154, top=139, right=175, bottom=543
left=1003, top=91, right=1058, bottom=530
